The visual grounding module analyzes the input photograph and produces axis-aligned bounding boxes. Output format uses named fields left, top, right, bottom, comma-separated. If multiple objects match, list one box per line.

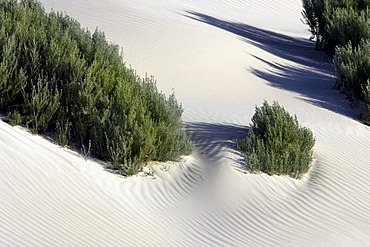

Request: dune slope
left=1, top=0, right=370, bottom=246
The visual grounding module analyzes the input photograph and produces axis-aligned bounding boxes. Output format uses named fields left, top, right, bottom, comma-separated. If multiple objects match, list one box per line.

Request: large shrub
left=325, top=6, right=370, bottom=54
left=302, top=0, right=370, bottom=123
left=333, top=40, right=370, bottom=102
left=302, top=0, right=370, bottom=53
left=237, top=101, right=315, bottom=179
left=0, top=0, right=191, bottom=176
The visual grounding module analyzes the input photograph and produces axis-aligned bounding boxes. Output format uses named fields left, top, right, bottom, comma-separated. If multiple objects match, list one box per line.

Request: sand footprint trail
left=1, top=0, right=370, bottom=246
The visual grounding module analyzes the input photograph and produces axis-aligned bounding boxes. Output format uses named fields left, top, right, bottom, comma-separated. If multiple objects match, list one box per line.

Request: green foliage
left=0, top=0, right=191, bottom=176
left=325, top=7, right=370, bottom=54
left=55, top=116, right=71, bottom=147
left=362, top=104, right=370, bottom=125
left=362, top=82, right=370, bottom=125
left=237, top=101, right=315, bottom=179
left=302, top=0, right=370, bottom=53
left=302, top=0, right=370, bottom=122
left=6, top=111, right=22, bottom=126
left=333, top=40, right=370, bottom=102
left=301, top=0, right=326, bottom=49
left=365, top=81, right=370, bottom=104
left=0, top=35, right=28, bottom=109
left=22, top=77, right=60, bottom=133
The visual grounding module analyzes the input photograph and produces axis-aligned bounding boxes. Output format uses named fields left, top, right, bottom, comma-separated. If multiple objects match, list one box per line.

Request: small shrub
left=362, top=82, right=370, bottom=125
left=22, top=77, right=60, bottom=133
left=6, top=110, right=22, bottom=126
left=81, top=140, right=92, bottom=161
left=364, top=81, right=370, bottom=105
left=237, top=101, right=315, bottom=179
left=55, top=117, right=71, bottom=147
left=362, top=106, right=370, bottom=125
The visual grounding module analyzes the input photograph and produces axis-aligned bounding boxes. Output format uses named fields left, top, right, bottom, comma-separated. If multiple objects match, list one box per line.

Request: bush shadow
left=183, top=11, right=361, bottom=119
left=184, top=122, right=249, bottom=170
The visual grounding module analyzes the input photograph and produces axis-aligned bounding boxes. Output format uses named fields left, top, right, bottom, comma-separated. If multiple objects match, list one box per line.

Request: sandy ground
left=1, top=0, right=370, bottom=246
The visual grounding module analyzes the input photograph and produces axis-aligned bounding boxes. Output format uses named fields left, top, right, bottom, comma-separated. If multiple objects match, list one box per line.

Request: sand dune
left=1, top=0, right=370, bottom=246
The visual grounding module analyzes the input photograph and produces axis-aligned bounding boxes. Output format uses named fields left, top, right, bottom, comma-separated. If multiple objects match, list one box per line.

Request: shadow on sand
left=184, top=122, right=248, bottom=169
left=184, top=11, right=361, bottom=119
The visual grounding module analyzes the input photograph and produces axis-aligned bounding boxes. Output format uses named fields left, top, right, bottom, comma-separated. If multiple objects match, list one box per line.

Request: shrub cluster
left=302, top=0, right=370, bottom=123
left=0, top=0, right=191, bottom=175
left=333, top=40, right=370, bottom=102
left=302, top=0, right=370, bottom=53
left=237, top=101, right=315, bottom=179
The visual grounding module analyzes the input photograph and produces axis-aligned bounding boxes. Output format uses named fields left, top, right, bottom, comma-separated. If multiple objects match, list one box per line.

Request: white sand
left=1, top=0, right=370, bottom=246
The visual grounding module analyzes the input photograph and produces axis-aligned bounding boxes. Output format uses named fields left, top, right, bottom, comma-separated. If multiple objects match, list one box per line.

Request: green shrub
left=0, top=0, right=191, bottom=176
left=0, top=35, right=28, bottom=109
left=333, top=40, right=370, bottom=102
left=5, top=110, right=22, bottom=126
left=365, top=81, right=370, bottom=104
left=325, top=7, right=370, bottom=54
left=237, top=101, right=315, bottom=179
left=302, top=0, right=370, bottom=125
left=362, top=105, right=370, bottom=125
left=22, top=77, right=60, bottom=133
left=55, top=116, right=71, bottom=147
left=362, top=82, right=370, bottom=125
left=301, top=0, right=326, bottom=49
left=302, top=0, right=370, bottom=53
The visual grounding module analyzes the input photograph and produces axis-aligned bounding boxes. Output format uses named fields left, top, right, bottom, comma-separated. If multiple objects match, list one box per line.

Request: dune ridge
left=1, top=0, right=370, bottom=246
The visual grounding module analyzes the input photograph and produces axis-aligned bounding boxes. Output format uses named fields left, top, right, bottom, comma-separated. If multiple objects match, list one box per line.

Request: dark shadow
left=184, top=11, right=328, bottom=69
left=250, top=55, right=359, bottom=117
left=183, top=11, right=362, bottom=119
left=184, top=122, right=249, bottom=169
